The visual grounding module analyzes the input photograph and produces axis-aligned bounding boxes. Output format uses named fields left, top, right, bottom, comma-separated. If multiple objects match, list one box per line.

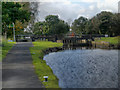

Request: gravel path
left=2, top=42, right=44, bottom=88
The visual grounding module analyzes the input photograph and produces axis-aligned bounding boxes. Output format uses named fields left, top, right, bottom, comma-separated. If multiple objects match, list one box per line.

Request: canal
left=43, top=49, right=119, bottom=88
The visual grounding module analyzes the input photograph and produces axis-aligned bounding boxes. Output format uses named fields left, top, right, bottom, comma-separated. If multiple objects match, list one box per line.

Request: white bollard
left=43, top=76, right=48, bottom=82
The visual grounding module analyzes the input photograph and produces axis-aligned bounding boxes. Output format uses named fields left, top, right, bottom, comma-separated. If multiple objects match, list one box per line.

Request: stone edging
left=42, top=47, right=63, bottom=55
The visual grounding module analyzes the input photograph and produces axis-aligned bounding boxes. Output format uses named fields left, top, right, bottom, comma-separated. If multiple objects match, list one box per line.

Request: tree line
left=71, top=11, right=120, bottom=36
left=2, top=2, right=31, bottom=39
left=33, top=15, right=69, bottom=35
left=2, top=2, right=120, bottom=39
left=2, top=2, right=69, bottom=38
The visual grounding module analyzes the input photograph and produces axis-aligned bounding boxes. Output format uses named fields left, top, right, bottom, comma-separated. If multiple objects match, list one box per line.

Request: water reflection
left=62, top=46, right=93, bottom=50
left=43, top=49, right=118, bottom=88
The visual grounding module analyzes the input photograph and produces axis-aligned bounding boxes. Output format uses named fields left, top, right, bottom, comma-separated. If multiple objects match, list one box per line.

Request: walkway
left=2, top=42, right=44, bottom=88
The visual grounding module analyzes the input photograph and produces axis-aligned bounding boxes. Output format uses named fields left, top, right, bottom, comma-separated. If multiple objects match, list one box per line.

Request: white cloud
left=96, top=0, right=119, bottom=12
left=89, top=5, right=95, bottom=10
left=80, top=0, right=101, bottom=3
left=35, top=0, right=119, bottom=24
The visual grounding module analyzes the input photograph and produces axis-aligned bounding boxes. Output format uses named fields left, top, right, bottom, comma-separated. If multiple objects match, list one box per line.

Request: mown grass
left=1, top=38, right=16, bottom=61
left=30, top=41, right=63, bottom=88
left=95, top=36, right=120, bottom=45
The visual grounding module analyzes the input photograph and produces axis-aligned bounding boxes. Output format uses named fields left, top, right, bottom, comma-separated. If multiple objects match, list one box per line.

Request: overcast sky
left=35, top=0, right=119, bottom=24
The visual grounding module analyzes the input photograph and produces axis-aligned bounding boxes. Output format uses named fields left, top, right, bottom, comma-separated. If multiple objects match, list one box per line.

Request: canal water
left=43, top=49, right=119, bottom=88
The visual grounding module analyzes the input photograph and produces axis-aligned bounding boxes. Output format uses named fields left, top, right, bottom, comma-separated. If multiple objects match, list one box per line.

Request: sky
left=35, top=0, right=119, bottom=24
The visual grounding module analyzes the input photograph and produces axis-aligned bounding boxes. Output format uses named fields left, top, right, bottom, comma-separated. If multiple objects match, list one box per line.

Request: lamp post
left=13, top=23, right=16, bottom=42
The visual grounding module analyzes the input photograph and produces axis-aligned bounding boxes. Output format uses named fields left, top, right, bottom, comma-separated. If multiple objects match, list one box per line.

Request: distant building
left=65, top=32, right=79, bottom=38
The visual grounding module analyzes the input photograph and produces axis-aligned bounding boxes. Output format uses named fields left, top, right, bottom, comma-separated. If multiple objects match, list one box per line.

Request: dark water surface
left=43, top=49, right=119, bottom=88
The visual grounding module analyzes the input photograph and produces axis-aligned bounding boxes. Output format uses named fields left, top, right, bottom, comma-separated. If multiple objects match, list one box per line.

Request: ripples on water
left=43, top=49, right=118, bottom=88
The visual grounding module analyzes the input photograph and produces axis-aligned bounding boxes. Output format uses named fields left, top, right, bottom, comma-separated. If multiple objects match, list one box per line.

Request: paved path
left=2, top=42, right=44, bottom=88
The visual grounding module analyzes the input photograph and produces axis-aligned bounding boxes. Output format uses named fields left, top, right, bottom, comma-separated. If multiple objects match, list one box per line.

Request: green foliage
left=110, top=13, right=120, bottom=36
left=71, top=16, right=88, bottom=34
left=55, top=20, right=69, bottom=34
left=33, top=15, right=69, bottom=35
left=30, top=41, right=63, bottom=88
left=72, top=11, right=120, bottom=36
left=97, top=11, right=113, bottom=35
left=45, top=15, right=60, bottom=25
left=2, top=2, right=30, bottom=23
left=2, top=2, right=31, bottom=38
left=1, top=38, right=16, bottom=61
left=33, top=21, right=49, bottom=35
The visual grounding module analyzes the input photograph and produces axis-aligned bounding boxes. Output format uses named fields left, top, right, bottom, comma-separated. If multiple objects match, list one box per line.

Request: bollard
left=43, top=76, right=48, bottom=82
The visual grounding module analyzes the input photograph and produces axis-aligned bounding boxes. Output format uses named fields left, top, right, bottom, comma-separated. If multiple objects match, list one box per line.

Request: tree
left=33, top=15, right=69, bottom=35
left=71, top=16, right=88, bottom=35
left=45, top=15, right=60, bottom=25
left=15, top=20, right=24, bottom=35
left=33, top=22, right=45, bottom=35
left=45, top=15, right=60, bottom=35
left=110, top=13, right=120, bottom=36
left=71, top=11, right=120, bottom=36
left=54, top=20, right=69, bottom=35
left=2, top=2, right=31, bottom=39
left=97, top=11, right=113, bottom=35
left=27, top=2, right=39, bottom=33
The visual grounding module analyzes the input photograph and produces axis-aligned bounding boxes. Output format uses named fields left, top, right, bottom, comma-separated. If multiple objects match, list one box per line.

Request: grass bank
left=95, top=36, right=120, bottom=45
left=30, top=41, right=63, bottom=88
left=92, top=36, right=120, bottom=49
left=1, top=38, right=16, bottom=61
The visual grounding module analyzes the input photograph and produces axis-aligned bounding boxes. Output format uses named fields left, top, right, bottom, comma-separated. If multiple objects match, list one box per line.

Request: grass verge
left=1, top=38, right=16, bottom=61
left=95, top=36, right=120, bottom=45
left=30, top=41, right=63, bottom=88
